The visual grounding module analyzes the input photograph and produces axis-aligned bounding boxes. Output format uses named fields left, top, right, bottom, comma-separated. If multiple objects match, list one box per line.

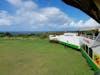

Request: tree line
left=0, top=32, right=65, bottom=39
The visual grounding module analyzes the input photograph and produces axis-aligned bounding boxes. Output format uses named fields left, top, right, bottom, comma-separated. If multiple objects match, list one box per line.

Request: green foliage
left=77, top=29, right=99, bottom=36
left=0, top=32, right=65, bottom=39
left=0, top=32, right=12, bottom=37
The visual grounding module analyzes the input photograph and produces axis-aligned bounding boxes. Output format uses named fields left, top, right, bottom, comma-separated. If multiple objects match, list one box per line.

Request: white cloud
left=23, top=1, right=37, bottom=9
left=72, top=19, right=99, bottom=28
left=0, top=10, right=13, bottom=26
left=7, top=0, right=37, bottom=9
left=7, top=0, right=22, bottom=6
left=0, top=0, right=99, bottom=31
left=84, top=18, right=99, bottom=27
left=0, top=18, right=12, bottom=26
left=0, top=10, right=8, bottom=18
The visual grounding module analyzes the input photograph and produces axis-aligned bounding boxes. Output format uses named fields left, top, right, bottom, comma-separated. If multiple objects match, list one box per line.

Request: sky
left=0, top=0, right=99, bottom=32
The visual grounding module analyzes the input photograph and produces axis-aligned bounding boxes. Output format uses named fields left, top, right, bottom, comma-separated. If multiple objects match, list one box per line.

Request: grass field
left=0, top=37, right=94, bottom=75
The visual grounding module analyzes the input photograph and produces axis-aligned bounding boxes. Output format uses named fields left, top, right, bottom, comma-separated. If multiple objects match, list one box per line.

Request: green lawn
left=0, top=37, right=94, bottom=75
